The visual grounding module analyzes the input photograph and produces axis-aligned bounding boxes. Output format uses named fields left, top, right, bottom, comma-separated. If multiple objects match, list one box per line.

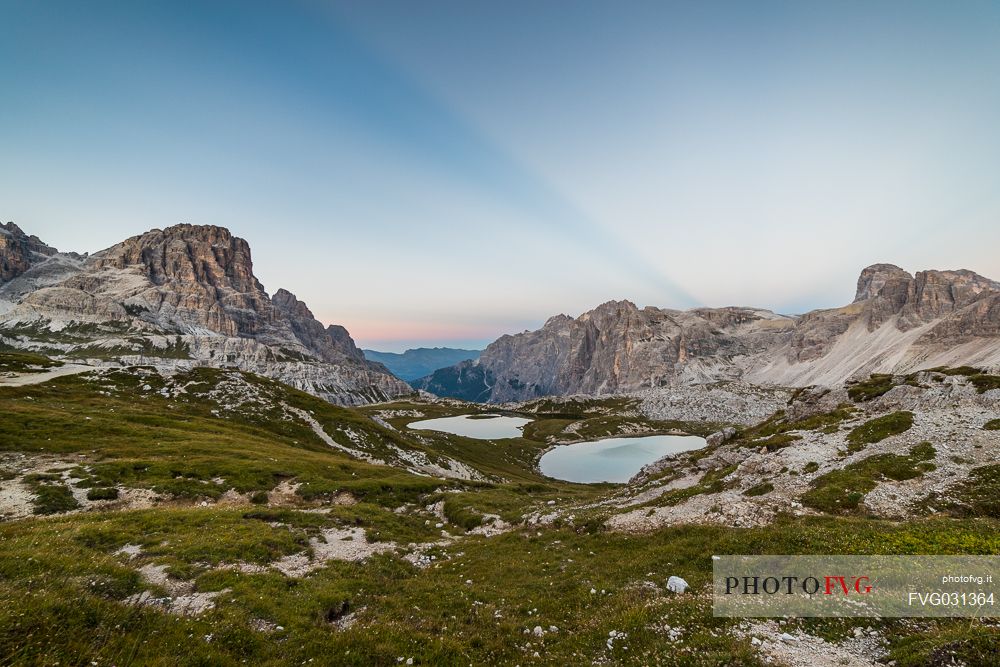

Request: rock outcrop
left=762, top=265, right=1000, bottom=386
left=853, top=264, right=999, bottom=331
left=415, top=302, right=796, bottom=402
left=272, top=288, right=366, bottom=364
left=420, top=265, right=1000, bottom=402
left=0, top=222, right=57, bottom=283
left=81, top=224, right=273, bottom=337
left=0, top=223, right=411, bottom=406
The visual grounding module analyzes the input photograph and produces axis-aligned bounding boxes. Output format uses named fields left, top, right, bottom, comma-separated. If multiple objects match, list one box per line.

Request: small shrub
left=982, top=419, right=1000, bottom=431
left=86, top=487, right=119, bottom=501
left=743, top=482, right=774, bottom=497
left=25, top=473, right=62, bottom=483
left=443, top=499, right=484, bottom=531
left=33, top=484, right=80, bottom=515
left=909, top=441, right=936, bottom=460
left=968, top=374, right=1000, bottom=394
left=748, top=433, right=801, bottom=452
left=802, top=462, right=820, bottom=474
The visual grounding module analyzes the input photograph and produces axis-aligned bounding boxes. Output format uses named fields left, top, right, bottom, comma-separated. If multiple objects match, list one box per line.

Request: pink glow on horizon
left=316, top=315, right=533, bottom=349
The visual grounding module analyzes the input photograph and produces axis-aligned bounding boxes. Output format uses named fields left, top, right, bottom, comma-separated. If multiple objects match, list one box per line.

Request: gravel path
left=0, top=364, right=92, bottom=386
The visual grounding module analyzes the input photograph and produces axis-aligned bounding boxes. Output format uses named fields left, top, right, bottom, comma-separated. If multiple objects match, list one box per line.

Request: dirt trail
left=0, top=364, right=92, bottom=387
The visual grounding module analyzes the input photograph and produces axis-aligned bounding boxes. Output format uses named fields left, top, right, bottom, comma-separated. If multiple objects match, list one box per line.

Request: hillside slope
left=1, top=356, right=997, bottom=665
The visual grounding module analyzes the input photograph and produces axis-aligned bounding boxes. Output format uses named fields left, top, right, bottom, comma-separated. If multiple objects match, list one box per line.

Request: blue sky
left=2, top=1, right=999, bottom=352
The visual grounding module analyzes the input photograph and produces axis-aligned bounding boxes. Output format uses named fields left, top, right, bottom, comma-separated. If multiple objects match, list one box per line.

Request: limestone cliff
left=0, top=222, right=57, bottom=283
left=418, top=265, right=1000, bottom=402
left=0, top=223, right=410, bottom=406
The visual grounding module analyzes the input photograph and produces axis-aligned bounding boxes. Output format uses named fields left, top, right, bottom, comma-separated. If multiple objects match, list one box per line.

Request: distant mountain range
left=7, top=220, right=1000, bottom=409
left=363, top=347, right=481, bottom=381
left=415, top=264, right=1000, bottom=402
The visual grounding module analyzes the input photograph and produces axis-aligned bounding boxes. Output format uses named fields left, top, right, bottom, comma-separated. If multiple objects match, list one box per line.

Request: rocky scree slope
left=561, top=368, right=1000, bottom=532
left=417, top=264, right=1000, bottom=402
left=0, top=222, right=410, bottom=405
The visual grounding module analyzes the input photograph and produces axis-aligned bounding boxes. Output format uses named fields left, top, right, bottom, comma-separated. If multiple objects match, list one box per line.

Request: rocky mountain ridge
left=416, top=264, right=1000, bottom=402
left=0, top=222, right=60, bottom=283
left=0, top=222, right=410, bottom=405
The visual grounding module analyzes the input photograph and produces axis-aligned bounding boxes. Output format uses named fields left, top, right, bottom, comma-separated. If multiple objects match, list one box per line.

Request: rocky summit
left=0, top=222, right=410, bottom=405
left=416, top=264, right=1000, bottom=402
left=0, top=222, right=58, bottom=283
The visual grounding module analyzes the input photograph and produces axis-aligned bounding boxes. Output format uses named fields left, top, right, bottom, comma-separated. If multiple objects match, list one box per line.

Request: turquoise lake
left=538, top=434, right=706, bottom=483
left=407, top=414, right=532, bottom=440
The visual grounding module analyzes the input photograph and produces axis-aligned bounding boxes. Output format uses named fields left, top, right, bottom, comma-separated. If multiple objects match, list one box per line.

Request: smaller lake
left=539, top=434, right=706, bottom=483
left=408, top=414, right=532, bottom=440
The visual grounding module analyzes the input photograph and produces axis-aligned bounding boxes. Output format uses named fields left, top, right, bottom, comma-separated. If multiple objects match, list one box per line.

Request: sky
left=2, top=1, right=999, bottom=352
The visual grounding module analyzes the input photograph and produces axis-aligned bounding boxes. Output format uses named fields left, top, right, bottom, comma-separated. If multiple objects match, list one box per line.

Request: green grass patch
left=32, top=483, right=80, bottom=515
left=926, top=366, right=982, bottom=376
left=640, top=464, right=738, bottom=509
left=802, top=443, right=936, bottom=514
left=0, top=510, right=996, bottom=666
left=922, top=464, right=1000, bottom=519
left=441, top=497, right=485, bottom=530
left=924, top=366, right=1000, bottom=394
left=0, top=351, right=64, bottom=373
left=968, top=373, right=1000, bottom=393
left=846, top=411, right=913, bottom=452
left=847, top=374, right=897, bottom=402
left=747, top=433, right=801, bottom=452
left=737, top=405, right=857, bottom=449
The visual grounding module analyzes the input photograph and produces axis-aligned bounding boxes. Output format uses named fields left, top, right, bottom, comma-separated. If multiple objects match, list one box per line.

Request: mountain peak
left=0, top=221, right=24, bottom=236
left=0, top=221, right=58, bottom=283
left=272, top=288, right=315, bottom=320
left=271, top=288, right=364, bottom=363
left=91, top=224, right=262, bottom=297
left=1, top=221, right=410, bottom=405
left=854, top=264, right=912, bottom=302
left=160, top=222, right=234, bottom=239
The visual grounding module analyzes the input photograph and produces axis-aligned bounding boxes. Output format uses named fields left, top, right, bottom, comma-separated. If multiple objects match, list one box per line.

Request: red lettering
left=824, top=576, right=849, bottom=595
